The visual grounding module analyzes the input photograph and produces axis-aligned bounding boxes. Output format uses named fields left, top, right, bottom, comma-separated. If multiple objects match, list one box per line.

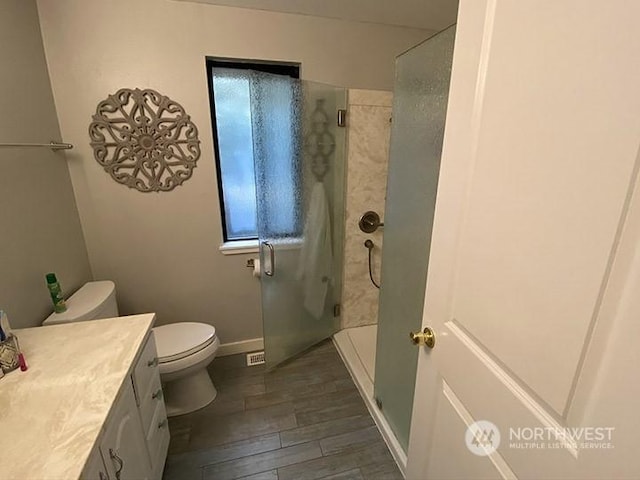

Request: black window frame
left=205, top=57, right=301, bottom=242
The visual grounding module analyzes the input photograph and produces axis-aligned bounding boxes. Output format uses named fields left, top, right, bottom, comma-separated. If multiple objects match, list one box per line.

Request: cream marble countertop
left=0, top=314, right=155, bottom=480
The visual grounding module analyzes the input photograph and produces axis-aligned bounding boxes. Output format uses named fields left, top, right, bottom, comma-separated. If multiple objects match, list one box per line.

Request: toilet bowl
left=43, top=281, right=220, bottom=417
left=153, top=322, right=220, bottom=416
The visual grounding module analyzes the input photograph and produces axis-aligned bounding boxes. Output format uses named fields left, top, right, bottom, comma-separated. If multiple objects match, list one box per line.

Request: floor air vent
left=246, top=351, right=265, bottom=366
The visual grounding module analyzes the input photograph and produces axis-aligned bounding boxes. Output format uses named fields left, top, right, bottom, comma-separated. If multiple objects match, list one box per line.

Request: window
left=206, top=59, right=300, bottom=242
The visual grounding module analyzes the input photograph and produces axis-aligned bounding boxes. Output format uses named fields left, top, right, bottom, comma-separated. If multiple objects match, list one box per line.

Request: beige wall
left=341, top=90, right=393, bottom=329
left=36, top=0, right=430, bottom=343
left=0, top=0, right=92, bottom=329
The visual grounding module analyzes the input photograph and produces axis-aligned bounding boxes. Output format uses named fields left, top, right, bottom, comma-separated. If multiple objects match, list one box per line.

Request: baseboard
left=217, top=337, right=264, bottom=357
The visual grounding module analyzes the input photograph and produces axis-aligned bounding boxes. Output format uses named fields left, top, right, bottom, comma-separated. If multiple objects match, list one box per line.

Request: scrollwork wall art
left=89, top=88, right=200, bottom=192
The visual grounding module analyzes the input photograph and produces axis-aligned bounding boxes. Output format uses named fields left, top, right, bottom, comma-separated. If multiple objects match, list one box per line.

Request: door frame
left=406, top=0, right=640, bottom=478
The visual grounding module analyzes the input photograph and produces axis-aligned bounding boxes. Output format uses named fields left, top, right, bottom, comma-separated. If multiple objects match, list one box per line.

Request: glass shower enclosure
left=249, top=72, right=347, bottom=368
left=374, top=25, right=456, bottom=451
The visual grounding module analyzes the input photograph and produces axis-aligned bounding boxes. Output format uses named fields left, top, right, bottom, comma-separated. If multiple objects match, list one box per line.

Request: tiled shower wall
left=341, top=89, right=393, bottom=329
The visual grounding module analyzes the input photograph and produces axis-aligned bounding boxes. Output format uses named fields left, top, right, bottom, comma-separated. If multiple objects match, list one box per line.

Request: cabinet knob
left=147, top=357, right=158, bottom=367
left=152, top=388, right=163, bottom=400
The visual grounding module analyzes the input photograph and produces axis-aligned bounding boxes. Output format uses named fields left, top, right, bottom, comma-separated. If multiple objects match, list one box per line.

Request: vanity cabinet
left=132, top=333, right=170, bottom=480
left=81, top=332, right=169, bottom=480
left=82, top=447, right=109, bottom=480
left=80, top=381, right=148, bottom=480
left=100, top=380, right=150, bottom=480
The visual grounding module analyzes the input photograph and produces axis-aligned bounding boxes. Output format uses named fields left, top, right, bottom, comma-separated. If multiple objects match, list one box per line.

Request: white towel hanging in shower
left=297, top=181, right=333, bottom=319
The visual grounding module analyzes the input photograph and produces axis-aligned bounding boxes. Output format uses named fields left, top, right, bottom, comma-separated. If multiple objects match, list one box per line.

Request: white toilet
left=43, top=280, right=220, bottom=417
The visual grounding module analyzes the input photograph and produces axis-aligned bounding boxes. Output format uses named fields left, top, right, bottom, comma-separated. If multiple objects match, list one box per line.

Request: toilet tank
left=43, top=281, right=119, bottom=326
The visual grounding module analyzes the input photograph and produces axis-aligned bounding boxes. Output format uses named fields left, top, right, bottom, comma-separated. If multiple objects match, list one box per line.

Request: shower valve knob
left=359, top=211, right=384, bottom=233
left=410, top=327, right=436, bottom=349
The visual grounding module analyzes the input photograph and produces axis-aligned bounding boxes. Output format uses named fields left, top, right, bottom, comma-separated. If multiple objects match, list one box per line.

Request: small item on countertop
left=0, top=310, right=5, bottom=341
left=18, top=353, right=27, bottom=372
left=14, top=335, right=27, bottom=372
left=45, top=273, right=67, bottom=313
left=0, top=334, right=20, bottom=373
left=0, top=310, right=11, bottom=340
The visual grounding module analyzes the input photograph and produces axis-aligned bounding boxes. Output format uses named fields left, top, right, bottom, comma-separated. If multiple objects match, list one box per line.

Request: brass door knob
left=410, top=327, right=436, bottom=349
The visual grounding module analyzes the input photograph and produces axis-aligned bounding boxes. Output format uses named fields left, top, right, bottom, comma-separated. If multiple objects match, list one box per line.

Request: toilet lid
left=153, top=322, right=216, bottom=363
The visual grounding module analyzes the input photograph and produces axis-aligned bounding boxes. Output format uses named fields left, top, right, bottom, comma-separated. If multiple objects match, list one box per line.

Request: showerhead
left=364, top=239, right=374, bottom=249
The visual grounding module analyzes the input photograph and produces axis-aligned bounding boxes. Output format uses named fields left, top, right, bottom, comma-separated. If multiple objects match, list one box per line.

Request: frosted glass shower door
left=250, top=72, right=347, bottom=368
left=374, top=26, right=456, bottom=451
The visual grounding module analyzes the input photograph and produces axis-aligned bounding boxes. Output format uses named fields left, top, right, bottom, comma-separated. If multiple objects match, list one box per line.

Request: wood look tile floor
left=162, top=340, right=402, bottom=480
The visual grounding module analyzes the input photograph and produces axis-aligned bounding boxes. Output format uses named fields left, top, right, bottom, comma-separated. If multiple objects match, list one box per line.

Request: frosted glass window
left=207, top=61, right=299, bottom=241
left=212, top=68, right=256, bottom=240
left=249, top=71, right=302, bottom=239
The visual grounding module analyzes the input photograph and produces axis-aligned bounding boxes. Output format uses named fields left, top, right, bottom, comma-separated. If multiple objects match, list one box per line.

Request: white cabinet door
left=407, top=1, right=640, bottom=478
left=101, top=379, right=152, bottom=480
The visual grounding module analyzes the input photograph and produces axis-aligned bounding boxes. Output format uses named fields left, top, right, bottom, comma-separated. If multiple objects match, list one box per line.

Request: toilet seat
left=157, top=336, right=220, bottom=376
left=153, top=322, right=217, bottom=363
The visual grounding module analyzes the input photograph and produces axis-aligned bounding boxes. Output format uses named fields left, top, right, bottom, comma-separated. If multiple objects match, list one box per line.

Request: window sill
left=219, top=240, right=259, bottom=255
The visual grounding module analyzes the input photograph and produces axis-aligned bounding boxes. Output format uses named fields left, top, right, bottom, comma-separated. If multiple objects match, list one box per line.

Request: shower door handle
left=263, top=241, right=275, bottom=277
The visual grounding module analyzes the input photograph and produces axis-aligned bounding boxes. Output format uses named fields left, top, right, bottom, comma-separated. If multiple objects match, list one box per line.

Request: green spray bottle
left=46, top=273, right=67, bottom=313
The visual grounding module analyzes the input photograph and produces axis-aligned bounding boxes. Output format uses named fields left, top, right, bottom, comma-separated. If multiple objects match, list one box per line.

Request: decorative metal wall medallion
left=89, top=88, right=200, bottom=192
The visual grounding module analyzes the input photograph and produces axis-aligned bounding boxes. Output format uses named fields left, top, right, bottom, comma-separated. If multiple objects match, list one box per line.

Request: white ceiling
left=173, top=0, right=459, bottom=31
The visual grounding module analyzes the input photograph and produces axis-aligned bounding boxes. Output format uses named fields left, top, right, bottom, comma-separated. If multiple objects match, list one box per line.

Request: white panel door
left=407, top=1, right=640, bottom=478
